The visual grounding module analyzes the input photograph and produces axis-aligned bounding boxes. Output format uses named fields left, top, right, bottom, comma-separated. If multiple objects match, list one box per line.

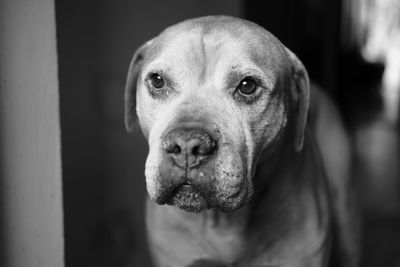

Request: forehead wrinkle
left=145, top=19, right=284, bottom=91
left=143, top=31, right=205, bottom=85
left=230, top=64, right=270, bottom=80
left=213, top=41, right=277, bottom=89
left=182, top=34, right=213, bottom=88
left=199, top=33, right=248, bottom=88
left=157, top=29, right=222, bottom=86
left=192, top=31, right=208, bottom=85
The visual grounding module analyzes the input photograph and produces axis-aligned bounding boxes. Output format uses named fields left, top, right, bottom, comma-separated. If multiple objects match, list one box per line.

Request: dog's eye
left=149, top=73, right=165, bottom=89
left=236, top=77, right=257, bottom=95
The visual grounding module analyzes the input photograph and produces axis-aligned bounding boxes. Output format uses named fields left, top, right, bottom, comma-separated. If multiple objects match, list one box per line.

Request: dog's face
left=125, top=16, right=309, bottom=212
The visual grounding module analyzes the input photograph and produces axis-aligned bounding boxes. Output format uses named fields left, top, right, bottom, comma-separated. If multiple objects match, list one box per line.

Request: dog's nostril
left=191, top=144, right=204, bottom=157
left=165, top=143, right=181, bottom=154
left=192, top=140, right=216, bottom=156
left=192, top=145, right=200, bottom=156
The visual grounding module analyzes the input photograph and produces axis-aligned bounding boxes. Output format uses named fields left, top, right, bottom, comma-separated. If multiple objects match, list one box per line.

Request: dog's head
left=125, top=16, right=309, bottom=212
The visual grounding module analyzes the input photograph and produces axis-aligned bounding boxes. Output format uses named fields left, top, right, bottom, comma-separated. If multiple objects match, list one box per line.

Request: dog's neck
left=201, top=205, right=250, bottom=229
left=163, top=201, right=250, bottom=234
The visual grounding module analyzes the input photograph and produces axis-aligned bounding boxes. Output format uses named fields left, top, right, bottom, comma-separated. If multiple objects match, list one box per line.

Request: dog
left=125, top=16, right=360, bottom=267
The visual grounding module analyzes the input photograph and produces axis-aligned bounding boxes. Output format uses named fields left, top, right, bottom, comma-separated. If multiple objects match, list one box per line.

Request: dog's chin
left=162, top=184, right=250, bottom=213
left=167, top=185, right=209, bottom=213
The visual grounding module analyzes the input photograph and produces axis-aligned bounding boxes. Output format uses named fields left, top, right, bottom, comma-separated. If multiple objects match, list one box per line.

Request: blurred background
left=55, top=0, right=400, bottom=266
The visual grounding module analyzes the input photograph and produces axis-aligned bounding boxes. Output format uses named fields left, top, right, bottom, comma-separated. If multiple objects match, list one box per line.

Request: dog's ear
left=125, top=39, right=154, bottom=132
left=285, top=47, right=310, bottom=152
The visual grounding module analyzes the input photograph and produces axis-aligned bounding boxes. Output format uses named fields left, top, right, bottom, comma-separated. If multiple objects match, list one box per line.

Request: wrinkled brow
left=225, top=65, right=273, bottom=89
left=141, top=62, right=181, bottom=89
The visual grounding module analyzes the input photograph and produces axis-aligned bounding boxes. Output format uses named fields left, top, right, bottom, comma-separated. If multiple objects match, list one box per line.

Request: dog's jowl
left=125, top=16, right=360, bottom=267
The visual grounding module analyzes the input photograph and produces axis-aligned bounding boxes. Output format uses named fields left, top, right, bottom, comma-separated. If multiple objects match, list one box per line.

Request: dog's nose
left=162, top=128, right=217, bottom=169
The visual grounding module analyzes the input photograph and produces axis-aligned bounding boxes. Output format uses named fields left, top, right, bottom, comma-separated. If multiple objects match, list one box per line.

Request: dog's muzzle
left=150, top=123, right=248, bottom=213
left=156, top=127, right=218, bottom=212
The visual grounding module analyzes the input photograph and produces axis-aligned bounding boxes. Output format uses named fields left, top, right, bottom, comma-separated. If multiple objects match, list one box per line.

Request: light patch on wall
left=343, top=0, right=400, bottom=122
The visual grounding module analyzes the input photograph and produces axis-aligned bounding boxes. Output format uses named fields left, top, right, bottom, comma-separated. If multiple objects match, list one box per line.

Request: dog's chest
left=199, top=218, right=247, bottom=261
left=147, top=204, right=247, bottom=265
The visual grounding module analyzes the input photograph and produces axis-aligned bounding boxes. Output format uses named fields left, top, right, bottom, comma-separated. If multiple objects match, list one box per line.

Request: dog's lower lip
left=166, top=183, right=208, bottom=212
left=170, top=183, right=193, bottom=198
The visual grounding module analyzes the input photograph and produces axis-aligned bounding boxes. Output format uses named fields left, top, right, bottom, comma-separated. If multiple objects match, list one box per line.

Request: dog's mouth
left=166, top=183, right=209, bottom=212
left=148, top=136, right=250, bottom=213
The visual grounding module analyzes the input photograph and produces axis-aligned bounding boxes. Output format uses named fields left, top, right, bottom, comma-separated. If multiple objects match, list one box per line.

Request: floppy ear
left=124, top=39, right=154, bottom=132
left=284, top=47, right=310, bottom=152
